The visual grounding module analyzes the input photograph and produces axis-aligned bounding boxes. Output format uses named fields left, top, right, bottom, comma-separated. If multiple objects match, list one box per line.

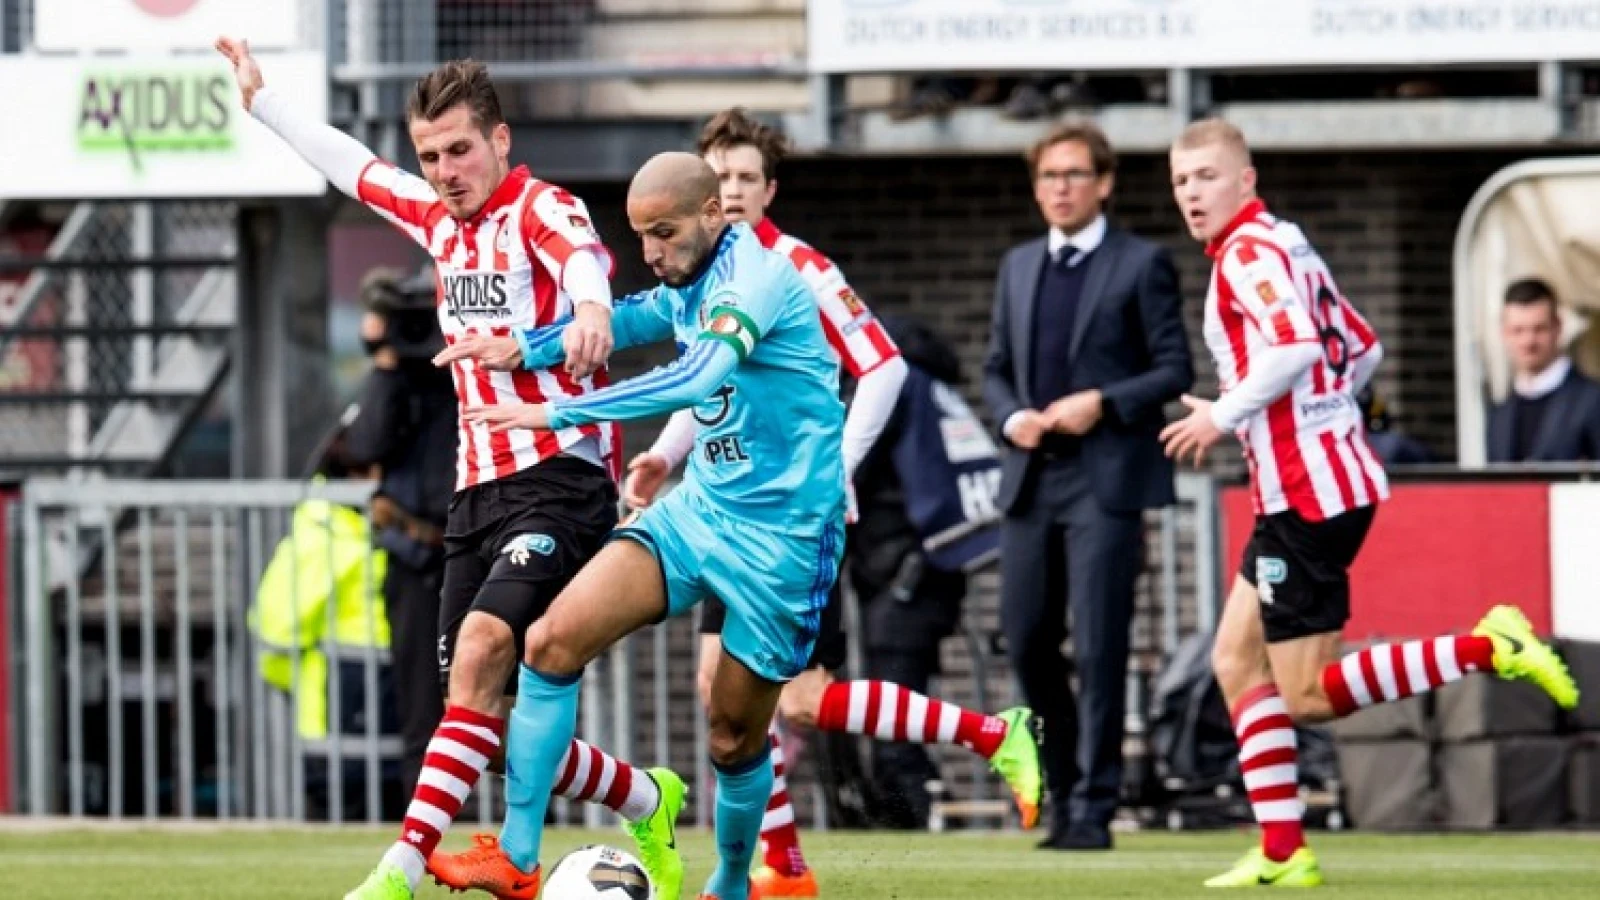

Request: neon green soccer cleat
left=343, top=860, right=413, bottom=900
left=1204, top=847, right=1324, bottom=888
left=624, top=766, right=687, bottom=900
left=989, top=707, right=1043, bottom=830
left=1474, top=604, right=1580, bottom=710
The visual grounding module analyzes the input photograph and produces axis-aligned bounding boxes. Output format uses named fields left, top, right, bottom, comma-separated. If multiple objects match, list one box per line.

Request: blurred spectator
left=252, top=482, right=398, bottom=820
left=892, top=76, right=1004, bottom=120
left=983, top=121, right=1192, bottom=850
left=1487, top=278, right=1600, bottom=463
left=1003, top=75, right=1097, bottom=122
left=853, top=314, right=1002, bottom=828
left=1358, top=387, right=1435, bottom=465
left=342, top=266, right=456, bottom=797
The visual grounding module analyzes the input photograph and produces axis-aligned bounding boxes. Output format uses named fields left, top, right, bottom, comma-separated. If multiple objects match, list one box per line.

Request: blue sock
left=704, top=745, right=774, bottom=900
left=498, top=664, right=580, bottom=873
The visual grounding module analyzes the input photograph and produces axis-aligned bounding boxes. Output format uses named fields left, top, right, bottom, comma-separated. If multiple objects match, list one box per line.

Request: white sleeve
left=1351, top=341, right=1384, bottom=393
left=842, top=354, right=908, bottom=478
left=1210, top=342, right=1322, bottom=431
left=561, top=247, right=613, bottom=310
left=249, top=86, right=374, bottom=198
left=647, top=408, right=699, bottom=469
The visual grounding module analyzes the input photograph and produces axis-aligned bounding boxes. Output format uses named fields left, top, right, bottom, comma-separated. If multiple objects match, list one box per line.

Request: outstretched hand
left=462, top=403, right=549, bottom=434
left=563, top=303, right=614, bottom=379
left=1159, top=394, right=1224, bottom=467
left=214, top=36, right=264, bottom=111
left=432, top=332, right=523, bottom=371
left=622, top=452, right=671, bottom=509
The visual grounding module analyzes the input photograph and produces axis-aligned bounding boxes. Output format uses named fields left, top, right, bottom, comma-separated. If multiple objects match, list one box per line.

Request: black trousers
left=862, top=565, right=966, bottom=829
left=383, top=555, right=445, bottom=798
left=999, top=460, right=1143, bottom=831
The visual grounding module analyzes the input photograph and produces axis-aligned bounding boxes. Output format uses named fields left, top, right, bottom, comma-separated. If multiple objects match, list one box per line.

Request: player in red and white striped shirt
left=1162, top=118, right=1577, bottom=888
left=218, top=39, right=684, bottom=900
left=611, top=109, right=1038, bottom=900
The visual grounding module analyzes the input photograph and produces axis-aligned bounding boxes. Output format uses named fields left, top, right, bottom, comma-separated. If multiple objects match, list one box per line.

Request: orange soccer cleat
left=427, top=833, right=542, bottom=900
left=751, top=864, right=817, bottom=898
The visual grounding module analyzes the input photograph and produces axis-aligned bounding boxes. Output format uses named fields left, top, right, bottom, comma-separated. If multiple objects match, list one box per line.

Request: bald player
left=437, top=151, right=849, bottom=900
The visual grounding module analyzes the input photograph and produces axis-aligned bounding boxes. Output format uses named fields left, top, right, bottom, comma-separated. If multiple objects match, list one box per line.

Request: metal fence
left=8, top=473, right=1222, bottom=826
left=0, top=203, right=237, bottom=474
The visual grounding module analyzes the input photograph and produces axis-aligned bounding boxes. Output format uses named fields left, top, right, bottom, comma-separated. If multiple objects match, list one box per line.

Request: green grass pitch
left=3, top=825, right=1598, bottom=898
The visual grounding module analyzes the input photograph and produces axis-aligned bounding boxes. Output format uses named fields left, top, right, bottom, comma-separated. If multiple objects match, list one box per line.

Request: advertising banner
left=0, top=53, right=328, bottom=199
left=808, top=0, right=1600, bottom=73
left=1221, top=482, right=1554, bottom=642
left=35, top=0, right=304, bottom=53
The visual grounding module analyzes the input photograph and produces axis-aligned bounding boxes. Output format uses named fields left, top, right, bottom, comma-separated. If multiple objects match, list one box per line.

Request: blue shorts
left=613, top=486, right=843, bottom=683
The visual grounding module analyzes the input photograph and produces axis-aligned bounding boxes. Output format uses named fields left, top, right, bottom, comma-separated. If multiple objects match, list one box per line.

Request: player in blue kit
left=433, top=151, right=846, bottom=900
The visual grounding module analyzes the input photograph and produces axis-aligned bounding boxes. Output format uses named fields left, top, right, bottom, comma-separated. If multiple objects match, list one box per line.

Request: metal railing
left=15, top=479, right=388, bottom=820
left=9, top=472, right=1223, bottom=826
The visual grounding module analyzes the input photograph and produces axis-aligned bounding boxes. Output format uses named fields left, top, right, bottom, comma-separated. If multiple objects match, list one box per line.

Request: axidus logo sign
left=77, top=70, right=234, bottom=174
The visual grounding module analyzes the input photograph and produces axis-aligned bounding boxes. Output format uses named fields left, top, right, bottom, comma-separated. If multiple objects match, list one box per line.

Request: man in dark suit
left=1488, top=278, right=1600, bottom=463
left=983, top=121, right=1193, bottom=850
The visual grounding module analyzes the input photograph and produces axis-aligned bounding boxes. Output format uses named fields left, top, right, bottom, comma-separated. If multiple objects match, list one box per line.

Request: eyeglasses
left=1036, top=168, right=1099, bottom=185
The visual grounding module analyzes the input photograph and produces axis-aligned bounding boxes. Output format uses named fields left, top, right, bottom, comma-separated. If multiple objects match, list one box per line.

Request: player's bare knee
left=1210, top=641, right=1254, bottom=697
left=778, top=683, right=817, bottom=728
left=522, top=618, right=584, bottom=676
left=449, top=615, right=516, bottom=711
left=706, top=718, right=761, bottom=767
left=1282, top=683, right=1336, bottom=725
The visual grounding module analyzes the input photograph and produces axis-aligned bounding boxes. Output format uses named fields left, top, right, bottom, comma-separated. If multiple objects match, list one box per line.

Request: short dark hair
left=407, top=59, right=503, bottom=133
left=1027, top=120, right=1117, bottom=179
left=696, top=107, right=788, bottom=181
left=1504, top=277, right=1559, bottom=315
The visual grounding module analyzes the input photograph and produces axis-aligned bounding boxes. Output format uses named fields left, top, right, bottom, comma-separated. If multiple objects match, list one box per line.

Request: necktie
left=1056, top=245, right=1086, bottom=268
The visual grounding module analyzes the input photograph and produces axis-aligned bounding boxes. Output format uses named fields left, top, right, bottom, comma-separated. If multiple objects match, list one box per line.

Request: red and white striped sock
left=815, top=680, right=1008, bottom=758
left=759, top=724, right=810, bottom=877
left=1321, top=635, right=1494, bottom=718
left=1233, top=684, right=1304, bottom=862
left=551, top=738, right=661, bottom=822
left=384, top=705, right=503, bottom=888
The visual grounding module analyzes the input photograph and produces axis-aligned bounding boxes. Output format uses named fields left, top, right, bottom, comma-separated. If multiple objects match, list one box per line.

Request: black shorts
left=437, top=457, right=618, bottom=690
left=698, top=573, right=848, bottom=672
left=1240, top=505, right=1376, bottom=643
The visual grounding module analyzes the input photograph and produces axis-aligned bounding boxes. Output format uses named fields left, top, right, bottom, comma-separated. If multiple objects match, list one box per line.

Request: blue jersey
left=516, top=223, right=846, bottom=534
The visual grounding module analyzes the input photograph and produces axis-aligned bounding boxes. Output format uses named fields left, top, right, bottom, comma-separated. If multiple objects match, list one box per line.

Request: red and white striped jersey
left=1204, top=199, right=1388, bottom=521
left=753, top=217, right=899, bottom=377
left=356, top=161, right=621, bottom=490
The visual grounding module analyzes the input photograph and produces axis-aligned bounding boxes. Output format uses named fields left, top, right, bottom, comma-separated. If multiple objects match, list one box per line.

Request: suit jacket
left=983, top=225, right=1193, bottom=514
left=1487, top=365, right=1600, bottom=463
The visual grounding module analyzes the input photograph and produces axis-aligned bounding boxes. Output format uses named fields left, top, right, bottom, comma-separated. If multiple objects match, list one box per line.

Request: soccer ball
left=541, top=844, right=654, bottom=900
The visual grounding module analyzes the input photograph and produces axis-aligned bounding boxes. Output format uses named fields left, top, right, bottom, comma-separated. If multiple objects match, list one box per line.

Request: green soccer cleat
left=343, top=860, right=413, bottom=900
left=624, top=767, right=687, bottom=900
left=1474, top=604, right=1580, bottom=710
left=1204, top=847, right=1324, bottom=888
left=989, top=706, right=1043, bottom=829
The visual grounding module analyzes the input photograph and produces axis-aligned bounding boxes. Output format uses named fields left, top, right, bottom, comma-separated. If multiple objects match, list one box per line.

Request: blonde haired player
left=1162, top=117, right=1578, bottom=887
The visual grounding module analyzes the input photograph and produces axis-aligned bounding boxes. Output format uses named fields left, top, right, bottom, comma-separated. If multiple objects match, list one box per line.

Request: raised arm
left=218, top=36, right=442, bottom=246
left=219, top=37, right=374, bottom=197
